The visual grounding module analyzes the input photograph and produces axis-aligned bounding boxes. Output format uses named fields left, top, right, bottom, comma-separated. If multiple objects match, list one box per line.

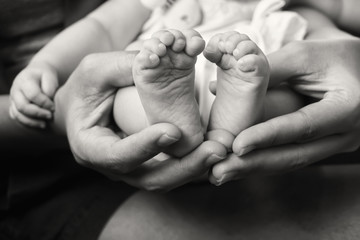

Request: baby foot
left=204, top=31, right=269, bottom=138
left=133, top=29, right=206, bottom=157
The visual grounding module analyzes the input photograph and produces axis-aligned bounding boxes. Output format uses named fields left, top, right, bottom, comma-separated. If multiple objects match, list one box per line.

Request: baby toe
left=223, top=32, right=246, bottom=54
left=203, top=33, right=223, bottom=63
left=233, top=40, right=259, bottom=60
left=143, top=38, right=167, bottom=57
left=238, top=54, right=268, bottom=74
left=183, top=30, right=205, bottom=56
left=167, top=29, right=186, bottom=52
left=137, top=49, right=161, bottom=69
left=152, top=30, right=175, bottom=47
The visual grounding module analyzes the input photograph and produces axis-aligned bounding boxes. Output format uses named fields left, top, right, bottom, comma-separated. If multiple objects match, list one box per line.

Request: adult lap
left=101, top=159, right=360, bottom=240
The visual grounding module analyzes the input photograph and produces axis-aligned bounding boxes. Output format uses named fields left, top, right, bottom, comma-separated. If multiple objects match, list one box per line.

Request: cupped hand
left=55, top=51, right=227, bottom=191
left=9, top=62, right=58, bottom=128
left=209, top=38, right=360, bottom=185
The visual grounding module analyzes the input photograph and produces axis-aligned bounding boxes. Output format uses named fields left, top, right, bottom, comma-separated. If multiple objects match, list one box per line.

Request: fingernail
left=215, top=172, right=234, bottom=186
left=235, top=145, right=255, bottom=156
left=206, top=153, right=226, bottom=165
left=157, top=134, right=179, bottom=147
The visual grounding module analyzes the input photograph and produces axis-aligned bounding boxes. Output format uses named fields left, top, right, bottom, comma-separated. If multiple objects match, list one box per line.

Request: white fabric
left=140, top=0, right=167, bottom=10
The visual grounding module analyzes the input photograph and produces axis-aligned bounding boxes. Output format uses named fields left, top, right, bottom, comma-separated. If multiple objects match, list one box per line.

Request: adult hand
left=209, top=38, right=360, bottom=185
left=55, top=51, right=227, bottom=191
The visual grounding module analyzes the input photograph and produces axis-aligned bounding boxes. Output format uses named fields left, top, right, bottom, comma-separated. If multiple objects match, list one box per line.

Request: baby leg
left=204, top=32, right=269, bottom=138
left=133, top=29, right=206, bottom=157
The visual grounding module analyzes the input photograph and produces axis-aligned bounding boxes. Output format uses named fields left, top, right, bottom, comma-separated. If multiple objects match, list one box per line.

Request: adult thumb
left=267, top=43, right=301, bottom=88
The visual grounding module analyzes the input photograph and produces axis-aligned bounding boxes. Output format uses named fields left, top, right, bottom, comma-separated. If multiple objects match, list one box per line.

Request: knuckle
left=178, top=160, right=198, bottom=176
left=138, top=144, right=160, bottom=158
left=264, top=120, right=279, bottom=146
left=296, top=109, right=315, bottom=141
left=79, top=54, right=102, bottom=74
left=105, top=154, right=133, bottom=175
left=289, top=146, right=309, bottom=171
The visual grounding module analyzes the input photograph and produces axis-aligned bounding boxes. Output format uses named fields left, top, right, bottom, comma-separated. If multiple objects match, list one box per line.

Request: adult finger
left=267, top=42, right=307, bottom=88
left=120, top=140, right=227, bottom=191
left=73, top=51, right=138, bottom=91
left=210, top=132, right=359, bottom=185
left=233, top=93, right=355, bottom=156
left=72, top=122, right=181, bottom=174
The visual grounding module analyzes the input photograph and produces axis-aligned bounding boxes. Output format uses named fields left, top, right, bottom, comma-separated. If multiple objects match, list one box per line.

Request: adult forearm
left=286, top=0, right=360, bottom=36
left=291, top=6, right=356, bottom=40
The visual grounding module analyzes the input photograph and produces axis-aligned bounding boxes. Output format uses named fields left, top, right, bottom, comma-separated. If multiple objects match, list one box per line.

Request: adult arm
left=56, top=51, right=227, bottom=191
left=286, top=0, right=360, bottom=36
left=209, top=7, right=360, bottom=185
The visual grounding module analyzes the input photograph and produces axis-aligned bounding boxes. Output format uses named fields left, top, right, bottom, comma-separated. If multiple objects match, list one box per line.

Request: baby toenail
left=233, top=49, right=240, bottom=57
left=158, top=43, right=165, bottom=50
left=149, top=54, right=158, bottom=62
left=219, top=41, right=225, bottom=49
left=205, top=45, right=216, bottom=53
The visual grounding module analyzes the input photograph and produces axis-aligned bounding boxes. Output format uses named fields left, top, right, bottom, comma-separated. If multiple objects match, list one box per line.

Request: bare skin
left=204, top=32, right=269, bottom=143
left=132, top=29, right=206, bottom=158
